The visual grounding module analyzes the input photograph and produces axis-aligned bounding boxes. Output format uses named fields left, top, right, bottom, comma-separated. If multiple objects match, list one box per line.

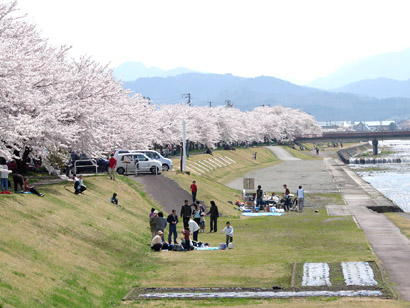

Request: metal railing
left=73, top=159, right=98, bottom=175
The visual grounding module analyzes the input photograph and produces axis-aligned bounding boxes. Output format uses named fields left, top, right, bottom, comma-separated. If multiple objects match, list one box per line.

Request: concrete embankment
left=337, top=143, right=372, bottom=164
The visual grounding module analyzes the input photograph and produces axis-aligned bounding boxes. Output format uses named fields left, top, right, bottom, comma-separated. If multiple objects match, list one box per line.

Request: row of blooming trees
left=0, top=1, right=321, bottom=173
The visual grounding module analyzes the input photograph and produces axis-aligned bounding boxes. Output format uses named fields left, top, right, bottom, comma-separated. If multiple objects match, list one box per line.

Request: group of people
left=0, top=160, right=45, bottom=197
left=150, top=196, right=222, bottom=252
left=71, top=174, right=87, bottom=195
left=255, top=184, right=305, bottom=212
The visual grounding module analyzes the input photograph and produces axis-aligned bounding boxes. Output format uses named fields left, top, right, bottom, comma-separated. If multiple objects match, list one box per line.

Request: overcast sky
left=9, top=0, right=410, bottom=84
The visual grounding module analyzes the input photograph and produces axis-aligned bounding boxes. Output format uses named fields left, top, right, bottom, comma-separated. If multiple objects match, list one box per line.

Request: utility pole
left=225, top=99, right=233, bottom=108
left=182, top=93, right=191, bottom=106
left=209, top=101, right=212, bottom=107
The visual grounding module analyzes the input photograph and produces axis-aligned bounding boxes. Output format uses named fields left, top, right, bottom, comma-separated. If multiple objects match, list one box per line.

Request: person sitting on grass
left=23, top=177, right=44, bottom=197
left=221, top=221, right=234, bottom=248
left=78, top=175, right=87, bottom=193
left=151, top=231, right=164, bottom=252
left=72, top=174, right=80, bottom=195
left=110, top=193, right=121, bottom=207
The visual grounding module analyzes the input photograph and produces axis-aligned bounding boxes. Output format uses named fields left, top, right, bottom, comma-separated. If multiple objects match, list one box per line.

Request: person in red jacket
left=190, top=180, right=197, bottom=203
left=108, top=154, right=117, bottom=180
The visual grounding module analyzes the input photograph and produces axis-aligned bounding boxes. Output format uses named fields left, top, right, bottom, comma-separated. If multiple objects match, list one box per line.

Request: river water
left=349, top=140, right=410, bottom=212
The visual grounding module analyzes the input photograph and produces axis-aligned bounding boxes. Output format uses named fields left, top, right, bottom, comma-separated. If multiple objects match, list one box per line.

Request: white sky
left=8, top=0, right=410, bottom=84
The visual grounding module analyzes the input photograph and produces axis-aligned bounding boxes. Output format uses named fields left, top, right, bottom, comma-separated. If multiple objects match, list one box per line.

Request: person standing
left=167, top=209, right=179, bottom=244
left=150, top=210, right=158, bottom=239
left=180, top=199, right=192, bottom=229
left=190, top=181, right=197, bottom=203
left=108, top=154, right=117, bottom=180
left=296, top=185, right=305, bottom=212
left=193, top=204, right=201, bottom=226
left=207, top=201, right=219, bottom=232
left=189, top=218, right=200, bottom=241
left=13, top=173, right=24, bottom=193
left=0, top=158, right=10, bottom=194
left=221, top=221, right=234, bottom=247
left=283, top=184, right=290, bottom=196
left=256, top=185, right=264, bottom=210
left=156, top=212, right=167, bottom=240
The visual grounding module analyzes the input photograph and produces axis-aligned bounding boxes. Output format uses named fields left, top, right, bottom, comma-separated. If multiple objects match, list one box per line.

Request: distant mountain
left=333, top=78, right=410, bottom=99
left=113, top=61, right=196, bottom=81
left=309, top=48, right=410, bottom=90
left=122, top=73, right=410, bottom=121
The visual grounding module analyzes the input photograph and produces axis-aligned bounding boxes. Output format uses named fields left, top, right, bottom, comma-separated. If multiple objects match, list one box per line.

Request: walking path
left=131, top=174, right=192, bottom=214
left=227, top=146, right=338, bottom=193
left=269, top=146, right=301, bottom=161
left=325, top=156, right=410, bottom=301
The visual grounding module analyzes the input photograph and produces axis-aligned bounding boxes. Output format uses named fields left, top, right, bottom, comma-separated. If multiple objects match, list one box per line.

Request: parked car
left=116, top=153, right=162, bottom=175
left=113, top=149, right=172, bottom=171
left=6, top=159, right=40, bottom=172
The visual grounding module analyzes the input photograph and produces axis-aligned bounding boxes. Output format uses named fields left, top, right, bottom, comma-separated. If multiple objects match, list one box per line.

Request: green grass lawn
left=0, top=176, right=157, bottom=308
left=165, top=147, right=279, bottom=216
left=0, top=150, right=408, bottom=308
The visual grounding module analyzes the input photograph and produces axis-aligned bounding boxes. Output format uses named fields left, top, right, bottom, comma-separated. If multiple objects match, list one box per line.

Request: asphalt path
left=227, top=146, right=338, bottom=194
left=131, top=173, right=192, bottom=214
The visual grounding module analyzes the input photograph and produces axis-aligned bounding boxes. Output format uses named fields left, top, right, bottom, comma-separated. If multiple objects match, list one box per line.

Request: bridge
left=295, top=131, right=410, bottom=155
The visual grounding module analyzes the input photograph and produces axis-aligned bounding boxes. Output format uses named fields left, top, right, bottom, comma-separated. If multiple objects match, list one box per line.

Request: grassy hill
left=0, top=149, right=409, bottom=308
left=0, top=176, right=157, bottom=308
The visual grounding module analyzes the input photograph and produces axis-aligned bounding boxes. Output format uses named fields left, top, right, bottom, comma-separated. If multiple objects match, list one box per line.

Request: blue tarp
left=194, top=247, right=220, bottom=250
left=242, top=212, right=284, bottom=217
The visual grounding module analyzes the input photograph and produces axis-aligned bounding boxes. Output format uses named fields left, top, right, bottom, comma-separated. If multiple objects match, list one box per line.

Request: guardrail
left=73, top=159, right=98, bottom=175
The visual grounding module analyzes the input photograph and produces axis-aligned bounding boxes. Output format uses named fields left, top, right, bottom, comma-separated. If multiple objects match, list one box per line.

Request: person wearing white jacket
left=221, top=222, right=234, bottom=247
left=188, top=219, right=200, bottom=241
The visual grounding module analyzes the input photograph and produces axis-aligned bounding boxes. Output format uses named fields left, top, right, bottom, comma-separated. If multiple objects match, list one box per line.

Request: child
left=181, top=227, right=192, bottom=251
left=200, top=212, right=206, bottom=233
left=110, top=193, right=121, bottom=207
left=221, top=221, right=234, bottom=247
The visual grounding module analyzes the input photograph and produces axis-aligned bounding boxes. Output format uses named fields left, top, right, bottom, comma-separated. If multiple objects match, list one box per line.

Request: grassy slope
left=0, top=176, right=155, bottom=308
left=0, top=148, right=407, bottom=308
left=166, top=147, right=278, bottom=216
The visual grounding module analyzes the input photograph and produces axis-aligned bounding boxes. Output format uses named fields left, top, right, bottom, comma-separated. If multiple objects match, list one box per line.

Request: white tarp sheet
left=341, top=262, right=378, bottom=286
left=302, top=263, right=332, bottom=286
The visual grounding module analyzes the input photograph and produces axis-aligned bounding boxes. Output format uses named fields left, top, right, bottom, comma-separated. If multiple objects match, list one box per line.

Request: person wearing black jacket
left=167, top=209, right=179, bottom=244
left=207, top=200, right=219, bottom=232
left=180, top=199, right=192, bottom=229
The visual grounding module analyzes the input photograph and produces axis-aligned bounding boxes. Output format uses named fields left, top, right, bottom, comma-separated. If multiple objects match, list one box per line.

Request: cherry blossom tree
left=0, top=1, right=322, bottom=175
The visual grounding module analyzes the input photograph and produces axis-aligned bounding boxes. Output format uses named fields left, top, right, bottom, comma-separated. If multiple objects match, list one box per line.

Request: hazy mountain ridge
left=309, top=48, right=410, bottom=90
left=122, top=73, right=410, bottom=121
left=113, top=61, right=196, bottom=81
left=333, top=78, right=410, bottom=99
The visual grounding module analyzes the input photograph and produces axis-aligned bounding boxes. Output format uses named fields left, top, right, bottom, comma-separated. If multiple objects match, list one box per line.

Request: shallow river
left=349, top=140, right=410, bottom=212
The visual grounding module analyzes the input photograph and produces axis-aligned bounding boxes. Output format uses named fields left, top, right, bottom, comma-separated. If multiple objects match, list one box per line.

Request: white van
left=135, top=150, right=173, bottom=171
left=113, top=149, right=172, bottom=171
left=116, top=153, right=162, bottom=175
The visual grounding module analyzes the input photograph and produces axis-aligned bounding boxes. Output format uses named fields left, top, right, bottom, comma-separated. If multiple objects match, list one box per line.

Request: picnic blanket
left=194, top=247, right=220, bottom=250
left=242, top=212, right=284, bottom=217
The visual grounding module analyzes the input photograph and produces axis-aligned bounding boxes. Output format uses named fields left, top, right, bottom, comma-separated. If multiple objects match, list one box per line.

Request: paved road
left=131, top=174, right=192, bottom=214
left=227, top=146, right=338, bottom=193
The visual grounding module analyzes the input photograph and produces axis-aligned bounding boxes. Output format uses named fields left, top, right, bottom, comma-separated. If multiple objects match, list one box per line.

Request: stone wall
left=337, top=143, right=372, bottom=164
